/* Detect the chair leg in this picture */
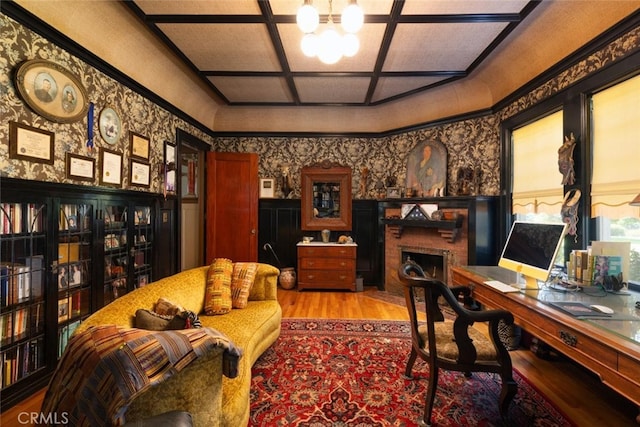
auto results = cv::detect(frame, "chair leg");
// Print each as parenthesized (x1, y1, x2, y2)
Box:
(420, 365, 438, 427)
(498, 374, 518, 419)
(404, 347, 418, 379)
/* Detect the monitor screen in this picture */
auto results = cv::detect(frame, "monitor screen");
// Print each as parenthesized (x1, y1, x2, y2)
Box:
(498, 221, 567, 288)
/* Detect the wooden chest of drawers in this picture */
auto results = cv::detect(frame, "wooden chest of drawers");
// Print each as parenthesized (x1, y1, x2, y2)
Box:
(297, 243, 357, 291)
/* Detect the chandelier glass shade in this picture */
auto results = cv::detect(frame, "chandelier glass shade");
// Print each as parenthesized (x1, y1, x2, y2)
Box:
(296, 0, 363, 64)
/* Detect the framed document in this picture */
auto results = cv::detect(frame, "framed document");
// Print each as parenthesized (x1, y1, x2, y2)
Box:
(66, 153, 95, 182)
(129, 131, 150, 160)
(260, 178, 275, 198)
(130, 159, 151, 187)
(9, 121, 55, 164)
(99, 148, 123, 187)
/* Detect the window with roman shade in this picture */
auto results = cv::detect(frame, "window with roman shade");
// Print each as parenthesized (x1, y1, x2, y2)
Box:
(591, 74, 640, 219)
(511, 110, 564, 215)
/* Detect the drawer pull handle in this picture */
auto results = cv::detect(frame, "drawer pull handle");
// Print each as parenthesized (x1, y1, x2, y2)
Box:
(559, 330, 577, 347)
(339, 275, 347, 280)
(340, 262, 346, 267)
(307, 275, 314, 279)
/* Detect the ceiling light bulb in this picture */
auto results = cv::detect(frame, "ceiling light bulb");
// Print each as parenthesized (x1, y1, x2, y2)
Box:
(301, 33, 319, 57)
(297, 2, 320, 34)
(317, 27, 343, 64)
(341, 1, 364, 33)
(342, 33, 359, 57)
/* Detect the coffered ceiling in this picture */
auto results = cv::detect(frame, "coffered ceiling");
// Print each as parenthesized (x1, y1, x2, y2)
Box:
(126, 0, 540, 107)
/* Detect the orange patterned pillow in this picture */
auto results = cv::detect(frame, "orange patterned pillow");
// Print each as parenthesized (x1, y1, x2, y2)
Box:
(204, 258, 233, 315)
(230, 262, 258, 309)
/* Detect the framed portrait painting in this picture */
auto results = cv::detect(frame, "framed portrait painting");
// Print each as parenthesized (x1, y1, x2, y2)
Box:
(14, 59, 89, 123)
(405, 140, 448, 197)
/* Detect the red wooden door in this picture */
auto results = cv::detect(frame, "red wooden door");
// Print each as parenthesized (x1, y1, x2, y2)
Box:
(206, 152, 258, 263)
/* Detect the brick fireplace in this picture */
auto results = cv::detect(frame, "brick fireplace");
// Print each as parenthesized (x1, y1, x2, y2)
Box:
(384, 206, 470, 297)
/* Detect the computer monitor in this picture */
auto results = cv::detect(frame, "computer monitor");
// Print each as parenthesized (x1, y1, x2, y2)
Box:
(498, 221, 568, 289)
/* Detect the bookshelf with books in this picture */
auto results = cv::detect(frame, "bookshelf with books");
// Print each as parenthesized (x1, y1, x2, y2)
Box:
(0, 197, 47, 403)
(0, 178, 163, 410)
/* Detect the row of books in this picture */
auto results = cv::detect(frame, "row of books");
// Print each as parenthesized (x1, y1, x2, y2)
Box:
(0, 203, 44, 235)
(58, 320, 81, 358)
(1, 304, 44, 346)
(1, 338, 44, 388)
(1, 257, 44, 307)
(568, 241, 629, 286)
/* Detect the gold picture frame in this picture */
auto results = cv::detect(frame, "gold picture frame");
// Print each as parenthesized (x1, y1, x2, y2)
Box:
(129, 131, 150, 160)
(14, 59, 89, 123)
(9, 121, 55, 165)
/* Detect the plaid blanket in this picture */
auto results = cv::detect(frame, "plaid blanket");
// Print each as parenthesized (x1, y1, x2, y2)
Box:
(41, 325, 241, 426)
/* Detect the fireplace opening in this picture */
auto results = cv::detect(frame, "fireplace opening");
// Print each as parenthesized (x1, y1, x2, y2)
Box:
(400, 246, 450, 282)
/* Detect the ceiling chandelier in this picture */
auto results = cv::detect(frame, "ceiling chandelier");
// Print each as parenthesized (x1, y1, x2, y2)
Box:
(296, 0, 364, 65)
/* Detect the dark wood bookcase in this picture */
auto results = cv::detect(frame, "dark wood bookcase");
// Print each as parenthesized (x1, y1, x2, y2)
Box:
(0, 178, 164, 409)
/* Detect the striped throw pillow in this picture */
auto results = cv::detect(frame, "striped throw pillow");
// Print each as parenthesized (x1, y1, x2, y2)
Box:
(204, 258, 233, 315)
(230, 262, 258, 309)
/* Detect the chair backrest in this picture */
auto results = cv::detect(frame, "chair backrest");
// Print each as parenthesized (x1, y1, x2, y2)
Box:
(398, 260, 447, 359)
(398, 260, 483, 365)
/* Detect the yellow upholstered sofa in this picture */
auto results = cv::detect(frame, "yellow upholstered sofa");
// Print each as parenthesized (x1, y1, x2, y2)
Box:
(73, 263, 282, 427)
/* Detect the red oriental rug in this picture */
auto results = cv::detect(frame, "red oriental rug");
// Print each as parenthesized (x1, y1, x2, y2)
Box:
(249, 319, 574, 427)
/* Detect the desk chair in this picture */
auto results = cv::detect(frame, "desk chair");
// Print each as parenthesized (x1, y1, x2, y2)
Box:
(398, 261, 518, 426)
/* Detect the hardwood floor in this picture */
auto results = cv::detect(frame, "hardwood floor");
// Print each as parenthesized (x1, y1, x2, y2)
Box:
(2, 287, 638, 426)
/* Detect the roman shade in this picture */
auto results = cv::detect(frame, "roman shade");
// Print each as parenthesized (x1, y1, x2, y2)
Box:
(591, 74, 640, 219)
(511, 110, 564, 215)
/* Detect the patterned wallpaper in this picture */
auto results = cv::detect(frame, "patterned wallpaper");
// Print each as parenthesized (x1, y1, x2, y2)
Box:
(1, 13, 638, 199)
(0, 14, 214, 194)
(218, 22, 639, 199)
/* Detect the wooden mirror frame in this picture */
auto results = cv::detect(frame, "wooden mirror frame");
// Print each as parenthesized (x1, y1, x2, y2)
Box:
(301, 162, 352, 231)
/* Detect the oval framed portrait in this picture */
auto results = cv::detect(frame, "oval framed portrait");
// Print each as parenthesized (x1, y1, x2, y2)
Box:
(14, 59, 88, 123)
(99, 107, 122, 145)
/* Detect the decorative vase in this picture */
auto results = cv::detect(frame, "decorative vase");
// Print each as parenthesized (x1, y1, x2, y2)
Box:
(279, 267, 296, 290)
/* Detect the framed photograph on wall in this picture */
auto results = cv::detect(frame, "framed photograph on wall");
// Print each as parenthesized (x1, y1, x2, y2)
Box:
(99, 107, 121, 146)
(129, 131, 150, 160)
(14, 59, 89, 123)
(181, 149, 199, 203)
(164, 141, 176, 195)
(260, 178, 275, 198)
(99, 148, 123, 187)
(66, 152, 95, 182)
(9, 121, 55, 165)
(130, 159, 151, 187)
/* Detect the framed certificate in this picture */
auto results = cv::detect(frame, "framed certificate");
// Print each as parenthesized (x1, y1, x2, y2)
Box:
(130, 159, 151, 187)
(9, 121, 55, 165)
(99, 148, 123, 187)
(66, 153, 95, 182)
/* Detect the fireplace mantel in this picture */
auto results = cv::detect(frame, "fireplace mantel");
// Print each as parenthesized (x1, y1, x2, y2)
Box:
(381, 216, 463, 242)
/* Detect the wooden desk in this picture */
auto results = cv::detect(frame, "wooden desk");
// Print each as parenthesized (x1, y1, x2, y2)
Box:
(452, 265, 640, 422)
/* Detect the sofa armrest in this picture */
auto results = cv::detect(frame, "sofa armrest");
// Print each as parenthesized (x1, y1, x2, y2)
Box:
(248, 263, 280, 301)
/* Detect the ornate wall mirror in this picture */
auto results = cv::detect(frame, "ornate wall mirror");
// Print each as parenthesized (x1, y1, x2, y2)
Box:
(301, 162, 352, 231)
